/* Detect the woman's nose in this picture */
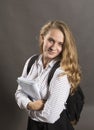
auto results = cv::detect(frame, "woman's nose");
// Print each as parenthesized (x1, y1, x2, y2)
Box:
(51, 43, 57, 50)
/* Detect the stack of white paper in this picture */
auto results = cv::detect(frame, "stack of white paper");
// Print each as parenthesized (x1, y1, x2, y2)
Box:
(17, 77, 41, 100)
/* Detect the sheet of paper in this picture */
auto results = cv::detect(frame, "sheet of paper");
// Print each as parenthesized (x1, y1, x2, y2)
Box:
(17, 77, 41, 100)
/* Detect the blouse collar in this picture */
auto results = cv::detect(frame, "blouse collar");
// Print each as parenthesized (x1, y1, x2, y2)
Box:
(37, 54, 58, 68)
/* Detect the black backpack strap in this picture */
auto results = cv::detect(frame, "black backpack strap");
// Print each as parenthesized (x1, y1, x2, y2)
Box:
(27, 54, 39, 74)
(47, 61, 60, 86)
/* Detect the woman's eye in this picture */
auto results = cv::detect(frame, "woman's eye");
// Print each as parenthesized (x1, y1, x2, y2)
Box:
(58, 42, 63, 46)
(48, 38, 54, 43)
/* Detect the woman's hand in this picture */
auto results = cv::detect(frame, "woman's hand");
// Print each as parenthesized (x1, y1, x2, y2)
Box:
(27, 100, 45, 111)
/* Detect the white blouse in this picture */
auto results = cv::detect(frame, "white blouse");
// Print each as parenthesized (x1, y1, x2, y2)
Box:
(15, 55, 71, 123)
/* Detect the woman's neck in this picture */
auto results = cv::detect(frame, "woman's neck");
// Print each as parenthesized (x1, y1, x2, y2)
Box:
(42, 56, 51, 68)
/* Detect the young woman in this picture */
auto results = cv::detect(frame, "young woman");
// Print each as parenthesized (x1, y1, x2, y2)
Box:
(15, 20, 81, 130)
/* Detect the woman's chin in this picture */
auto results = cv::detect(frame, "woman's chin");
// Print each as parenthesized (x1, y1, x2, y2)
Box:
(47, 54, 57, 59)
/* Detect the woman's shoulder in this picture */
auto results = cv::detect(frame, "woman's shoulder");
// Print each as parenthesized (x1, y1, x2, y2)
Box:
(55, 66, 65, 74)
(23, 54, 38, 68)
(51, 66, 66, 80)
(27, 54, 40, 62)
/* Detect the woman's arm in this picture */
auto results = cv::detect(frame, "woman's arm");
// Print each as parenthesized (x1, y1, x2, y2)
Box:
(27, 100, 45, 111)
(15, 56, 45, 111)
(15, 84, 45, 110)
(33, 69, 71, 123)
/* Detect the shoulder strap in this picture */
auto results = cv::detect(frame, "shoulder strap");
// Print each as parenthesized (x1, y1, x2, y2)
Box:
(27, 54, 39, 74)
(27, 55, 60, 85)
(47, 61, 60, 86)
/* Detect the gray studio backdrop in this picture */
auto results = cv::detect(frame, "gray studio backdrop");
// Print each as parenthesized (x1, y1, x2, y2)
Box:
(0, 0, 94, 130)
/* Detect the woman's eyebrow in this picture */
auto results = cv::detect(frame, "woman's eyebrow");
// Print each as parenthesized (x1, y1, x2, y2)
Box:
(59, 41, 64, 44)
(48, 37, 55, 42)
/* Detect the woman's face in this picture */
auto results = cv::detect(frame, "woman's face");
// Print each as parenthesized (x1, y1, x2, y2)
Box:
(42, 28, 64, 63)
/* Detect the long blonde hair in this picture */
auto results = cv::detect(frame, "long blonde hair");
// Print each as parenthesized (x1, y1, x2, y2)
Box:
(39, 20, 81, 94)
